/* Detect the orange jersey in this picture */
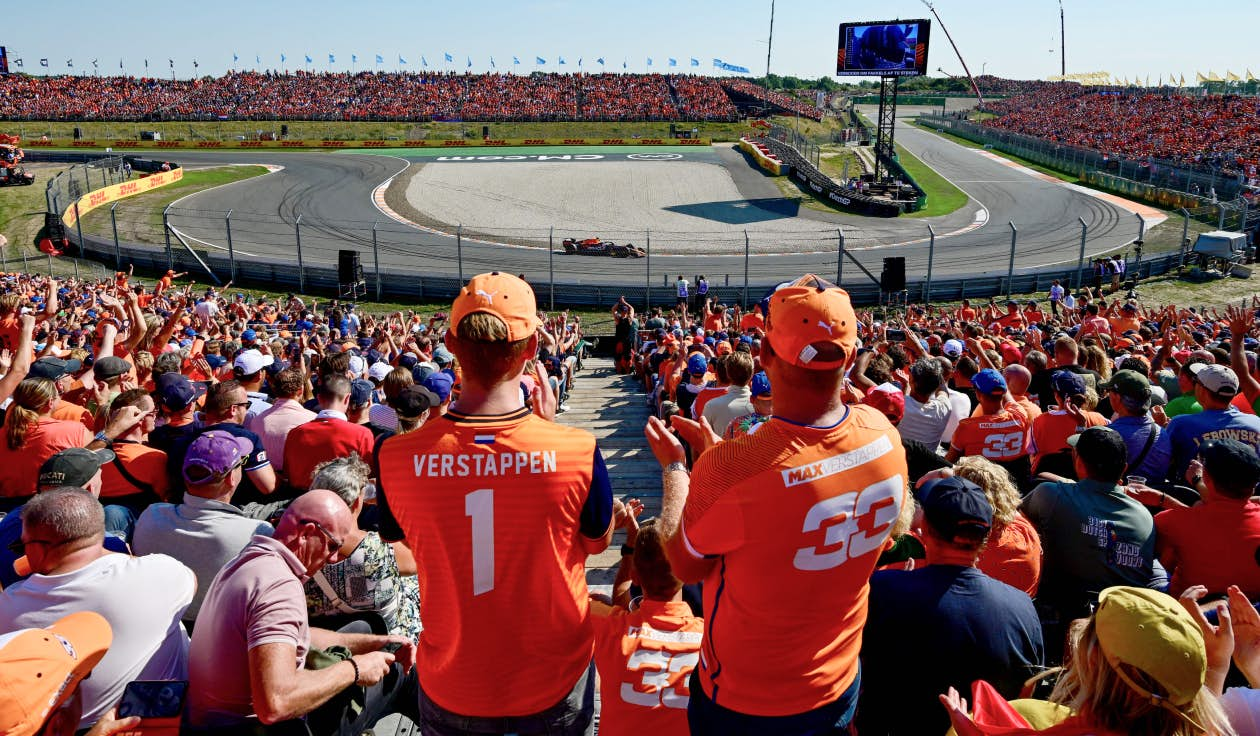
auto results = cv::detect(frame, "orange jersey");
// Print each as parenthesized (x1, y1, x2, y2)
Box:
(672, 405, 908, 716)
(1029, 409, 1107, 465)
(950, 408, 1031, 462)
(0, 316, 21, 353)
(376, 406, 613, 717)
(592, 599, 703, 736)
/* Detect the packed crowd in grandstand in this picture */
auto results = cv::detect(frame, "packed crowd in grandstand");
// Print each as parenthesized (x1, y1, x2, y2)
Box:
(4, 259, 1260, 735)
(0, 71, 745, 123)
(983, 85, 1260, 180)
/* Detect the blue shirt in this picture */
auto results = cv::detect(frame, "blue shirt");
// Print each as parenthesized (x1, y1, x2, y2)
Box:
(1155, 407, 1260, 483)
(1108, 414, 1170, 481)
(859, 565, 1044, 735)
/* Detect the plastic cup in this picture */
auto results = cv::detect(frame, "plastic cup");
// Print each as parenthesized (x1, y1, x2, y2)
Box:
(1126, 475, 1146, 489)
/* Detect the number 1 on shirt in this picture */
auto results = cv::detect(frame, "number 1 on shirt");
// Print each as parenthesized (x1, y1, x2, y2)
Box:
(465, 488, 495, 595)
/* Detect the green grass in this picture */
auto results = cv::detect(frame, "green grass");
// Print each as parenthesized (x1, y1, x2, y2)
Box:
(9, 115, 845, 146)
(893, 143, 969, 218)
(0, 163, 66, 260)
(80, 165, 269, 244)
(816, 145, 864, 182)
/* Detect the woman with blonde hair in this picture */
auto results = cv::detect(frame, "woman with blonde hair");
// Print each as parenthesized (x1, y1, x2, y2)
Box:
(1080, 343, 1112, 383)
(942, 586, 1236, 736)
(951, 456, 1042, 596)
(0, 377, 93, 508)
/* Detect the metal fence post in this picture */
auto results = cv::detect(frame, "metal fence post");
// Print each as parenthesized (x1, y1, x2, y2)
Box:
(22, 251, 28, 274)
(73, 259, 79, 281)
(1006, 222, 1017, 300)
(925, 224, 936, 303)
(1135, 212, 1146, 243)
(644, 229, 651, 313)
(73, 202, 85, 258)
(162, 204, 174, 270)
(836, 229, 844, 285)
(294, 215, 305, 294)
(372, 221, 381, 301)
(1218, 204, 1226, 231)
(110, 202, 120, 268)
(456, 225, 463, 284)
(743, 230, 750, 308)
(225, 210, 236, 283)
(548, 226, 554, 311)
(1075, 217, 1088, 290)
(1180, 208, 1191, 265)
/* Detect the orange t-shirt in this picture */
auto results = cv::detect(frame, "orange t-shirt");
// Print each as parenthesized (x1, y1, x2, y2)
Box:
(976, 512, 1042, 596)
(957, 307, 977, 322)
(673, 406, 908, 716)
(0, 315, 21, 353)
(377, 407, 611, 717)
(0, 418, 92, 497)
(951, 409, 1030, 462)
(690, 385, 727, 419)
(739, 313, 763, 332)
(51, 401, 94, 432)
(1029, 409, 1107, 468)
(592, 599, 703, 736)
(99, 441, 171, 500)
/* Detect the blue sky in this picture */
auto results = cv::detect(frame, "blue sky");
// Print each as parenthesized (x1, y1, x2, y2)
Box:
(7, 1, 1257, 83)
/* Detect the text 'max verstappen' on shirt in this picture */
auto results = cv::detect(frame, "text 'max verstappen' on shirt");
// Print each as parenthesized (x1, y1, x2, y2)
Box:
(375, 405, 613, 717)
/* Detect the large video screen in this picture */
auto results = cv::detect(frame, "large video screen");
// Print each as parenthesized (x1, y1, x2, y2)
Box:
(836, 20, 930, 77)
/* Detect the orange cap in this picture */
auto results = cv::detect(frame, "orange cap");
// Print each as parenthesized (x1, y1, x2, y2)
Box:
(716, 341, 733, 355)
(765, 274, 858, 370)
(451, 272, 541, 341)
(0, 611, 112, 736)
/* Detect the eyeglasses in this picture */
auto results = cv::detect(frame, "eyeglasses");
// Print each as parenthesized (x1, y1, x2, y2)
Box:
(232, 401, 251, 410)
(299, 519, 343, 555)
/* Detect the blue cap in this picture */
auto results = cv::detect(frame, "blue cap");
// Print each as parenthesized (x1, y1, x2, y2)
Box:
(739, 335, 753, 345)
(916, 476, 993, 541)
(751, 371, 772, 398)
(349, 379, 374, 407)
(1050, 369, 1087, 398)
(184, 327, 198, 337)
(703, 337, 715, 347)
(971, 368, 1008, 396)
(357, 337, 374, 349)
(433, 346, 455, 366)
(241, 329, 257, 342)
(399, 353, 419, 370)
(687, 353, 708, 375)
(417, 371, 454, 404)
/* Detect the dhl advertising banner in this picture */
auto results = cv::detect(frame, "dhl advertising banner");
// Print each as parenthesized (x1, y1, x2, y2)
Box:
(62, 168, 183, 228)
(27, 137, 711, 150)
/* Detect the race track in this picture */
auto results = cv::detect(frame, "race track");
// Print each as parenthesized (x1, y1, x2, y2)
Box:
(154, 108, 1144, 291)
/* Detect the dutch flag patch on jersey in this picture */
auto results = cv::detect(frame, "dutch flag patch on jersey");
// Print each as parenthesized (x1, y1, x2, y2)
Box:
(474, 434, 495, 445)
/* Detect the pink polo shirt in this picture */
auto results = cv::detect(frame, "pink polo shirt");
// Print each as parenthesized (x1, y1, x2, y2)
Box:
(245, 398, 316, 472)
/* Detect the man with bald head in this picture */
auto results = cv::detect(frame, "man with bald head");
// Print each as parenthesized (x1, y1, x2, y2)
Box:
(1003, 364, 1043, 424)
(188, 490, 416, 734)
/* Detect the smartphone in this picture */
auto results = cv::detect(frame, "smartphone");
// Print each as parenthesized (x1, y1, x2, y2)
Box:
(887, 329, 907, 342)
(117, 680, 187, 720)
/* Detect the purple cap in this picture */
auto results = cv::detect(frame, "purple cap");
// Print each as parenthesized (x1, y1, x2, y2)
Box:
(157, 372, 207, 411)
(183, 430, 253, 485)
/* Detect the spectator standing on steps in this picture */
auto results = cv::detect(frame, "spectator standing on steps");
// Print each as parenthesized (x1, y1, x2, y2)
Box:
(675, 275, 689, 311)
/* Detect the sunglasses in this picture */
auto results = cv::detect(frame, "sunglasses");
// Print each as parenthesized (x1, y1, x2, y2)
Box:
(7, 537, 66, 557)
(300, 519, 344, 555)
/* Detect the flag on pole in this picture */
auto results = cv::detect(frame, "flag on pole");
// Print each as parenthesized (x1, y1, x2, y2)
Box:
(352, 54, 358, 64)
(40, 59, 48, 67)
(169, 59, 174, 68)
(467, 56, 472, 68)
(444, 52, 453, 62)
(490, 57, 496, 69)
(233, 53, 239, 63)
(1227, 70, 1241, 81)
(578, 58, 582, 67)
(1178, 74, 1185, 86)
(13, 58, 21, 67)
(420, 56, 426, 67)
(536, 56, 546, 64)
(513, 56, 520, 65)
(1207, 70, 1222, 81)
(623, 59, 627, 69)
(669, 58, 677, 67)
(144, 59, 148, 69)
(1248, 69, 1256, 82)
(256, 55, 261, 64)
(691, 58, 699, 67)
(401, 56, 409, 65)
(597, 57, 605, 66)
(647, 57, 652, 66)
(119, 59, 123, 70)
(192, 60, 198, 69)
(328, 53, 334, 64)
(67, 59, 73, 68)
(92, 59, 98, 68)
(305, 55, 313, 64)
(280, 54, 286, 63)
(559, 57, 566, 65)
(376, 54, 383, 64)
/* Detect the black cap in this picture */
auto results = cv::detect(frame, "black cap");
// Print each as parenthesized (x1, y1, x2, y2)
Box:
(92, 356, 131, 381)
(388, 385, 432, 419)
(28, 357, 82, 381)
(917, 476, 992, 543)
(1067, 426, 1127, 463)
(38, 447, 115, 489)
(1200, 439, 1260, 491)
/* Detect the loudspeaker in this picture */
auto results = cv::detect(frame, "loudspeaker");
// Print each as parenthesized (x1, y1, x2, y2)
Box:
(73, 127, 82, 140)
(482, 125, 490, 139)
(280, 124, 289, 138)
(669, 123, 677, 138)
(338, 250, 363, 284)
(881, 257, 906, 292)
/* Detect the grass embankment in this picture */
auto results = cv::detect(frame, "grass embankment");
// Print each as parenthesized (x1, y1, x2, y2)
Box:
(0, 163, 66, 260)
(9, 115, 843, 145)
(893, 143, 969, 219)
(79, 165, 269, 244)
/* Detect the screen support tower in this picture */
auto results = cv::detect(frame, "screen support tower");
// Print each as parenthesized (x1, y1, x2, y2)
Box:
(873, 75, 900, 181)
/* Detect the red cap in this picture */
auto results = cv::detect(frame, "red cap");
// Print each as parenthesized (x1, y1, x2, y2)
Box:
(764, 275, 858, 370)
(863, 384, 905, 424)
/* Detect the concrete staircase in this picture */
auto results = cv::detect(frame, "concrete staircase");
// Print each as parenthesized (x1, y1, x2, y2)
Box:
(554, 356, 663, 587)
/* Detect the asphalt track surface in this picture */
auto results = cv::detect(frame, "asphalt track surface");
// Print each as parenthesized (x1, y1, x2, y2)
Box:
(159, 108, 1140, 289)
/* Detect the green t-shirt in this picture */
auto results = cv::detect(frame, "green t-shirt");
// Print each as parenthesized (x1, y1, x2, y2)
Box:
(1164, 394, 1202, 418)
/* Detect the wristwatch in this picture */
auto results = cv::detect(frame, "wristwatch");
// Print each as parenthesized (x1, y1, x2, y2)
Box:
(663, 461, 688, 474)
(620, 544, 635, 556)
(93, 431, 113, 447)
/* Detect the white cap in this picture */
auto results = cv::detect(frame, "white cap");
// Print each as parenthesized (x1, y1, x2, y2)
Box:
(943, 339, 965, 357)
(347, 355, 367, 377)
(1189, 363, 1240, 396)
(368, 362, 392, 382)
(233, 349, 274, 375)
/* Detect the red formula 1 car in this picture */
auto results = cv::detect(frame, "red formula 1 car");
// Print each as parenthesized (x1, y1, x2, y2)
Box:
(561, 237, 646, 258)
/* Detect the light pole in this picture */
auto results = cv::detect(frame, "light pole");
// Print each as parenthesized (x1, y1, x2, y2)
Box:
(765, 0, 775, 80)
(1059, 0, 1066, 77)
(982, 61, 988, 76)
